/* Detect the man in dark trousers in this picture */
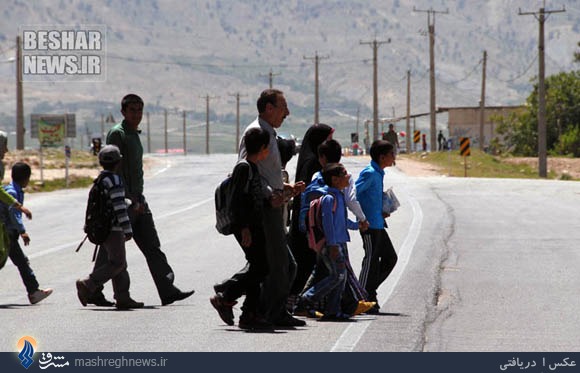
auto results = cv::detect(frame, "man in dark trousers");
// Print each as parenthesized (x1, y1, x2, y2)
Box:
(89, 94, 194, 307)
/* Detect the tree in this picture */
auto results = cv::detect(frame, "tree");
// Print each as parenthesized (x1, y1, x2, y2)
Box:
(575, 41, 580, 63)
(495, 71, 580, 156)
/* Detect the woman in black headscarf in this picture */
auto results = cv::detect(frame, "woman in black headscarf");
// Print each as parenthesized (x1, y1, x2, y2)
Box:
(287, 123, 334, 307)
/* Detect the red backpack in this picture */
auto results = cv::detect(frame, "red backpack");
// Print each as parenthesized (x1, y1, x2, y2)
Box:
(306, 192, 337, 253)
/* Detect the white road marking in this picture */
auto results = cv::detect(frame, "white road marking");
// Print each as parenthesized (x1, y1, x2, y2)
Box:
(330, 195, 423, 352)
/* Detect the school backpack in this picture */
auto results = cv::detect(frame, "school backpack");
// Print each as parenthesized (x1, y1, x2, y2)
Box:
(305, 192, 336, 253)
(84, 174, 113, 245)
(215, 160, 251, 236)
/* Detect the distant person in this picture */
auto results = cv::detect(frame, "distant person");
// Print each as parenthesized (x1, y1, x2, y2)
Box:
(235, 89, 306, 327)
(422, 133, 427, 152)
(0, 162, 52, 304)
(0, 130, 8, 181)
(89, 94, 194, 307)
(76, 145, 143, 310)
(384, 124, 400, 154)
(355, 140, 398, 314)
(287, 123, 334, 309)
(438, 130, 445, 151)
(210, 127, 272, 330)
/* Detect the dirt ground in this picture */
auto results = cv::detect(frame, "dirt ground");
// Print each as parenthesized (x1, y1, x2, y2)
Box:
(501, 157, 580, 179)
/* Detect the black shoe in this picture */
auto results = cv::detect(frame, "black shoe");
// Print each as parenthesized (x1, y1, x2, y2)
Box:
(239, 313, 273, 331)
(75, 280, 91, 307)
(161, 289, 195, 306)
(273, 315, 307, 327)
(365, 304, 380, 314)
(87, 292, 115, 307)
(213, 283, 225, 294)
(318, 312, 352, 322)
(209, 293, 236, 326)
(116, 298, 145, 310)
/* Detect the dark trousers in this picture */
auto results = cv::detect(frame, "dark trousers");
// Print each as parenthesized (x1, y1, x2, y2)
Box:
(259, 205, 296, 322)
(221, 226, 268, 315)
(93, 203, 179, 301)
(359, 228, 398, 302)
(87, 231, 131, 301)
(288, 230, 316, 296)
(8, 230, 38, 294)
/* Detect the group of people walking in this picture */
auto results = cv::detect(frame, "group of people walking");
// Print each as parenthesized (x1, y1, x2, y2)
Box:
(210, 89, 399, 330)
(1, 90, 398, 333)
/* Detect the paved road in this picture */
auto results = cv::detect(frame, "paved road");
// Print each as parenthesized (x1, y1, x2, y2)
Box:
(0, 154, 578, 352)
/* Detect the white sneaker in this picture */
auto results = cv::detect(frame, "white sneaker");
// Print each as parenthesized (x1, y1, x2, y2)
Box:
(28, 288, 53, 304)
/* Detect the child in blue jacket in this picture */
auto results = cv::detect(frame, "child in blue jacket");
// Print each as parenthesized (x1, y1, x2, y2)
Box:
(299, 163, 359, 321)
(355, 140, 398, 314)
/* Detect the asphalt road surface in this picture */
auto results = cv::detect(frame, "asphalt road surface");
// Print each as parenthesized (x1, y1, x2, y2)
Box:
(1, 154, 579, 352)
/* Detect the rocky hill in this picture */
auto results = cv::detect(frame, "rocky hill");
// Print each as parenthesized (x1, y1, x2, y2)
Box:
(0, 0, 578, 152)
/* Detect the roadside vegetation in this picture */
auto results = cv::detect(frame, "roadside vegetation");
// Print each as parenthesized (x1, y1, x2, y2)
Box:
(5, 148, 98, 193)
(398, 150, 577, 181)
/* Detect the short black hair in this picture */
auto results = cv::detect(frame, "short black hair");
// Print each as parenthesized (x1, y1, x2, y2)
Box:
(121, 94, 144, 110)
(370, 140, 393, 162)
(11, 162, 31, 184)
(244, 127, 270, 155)
(256, 89, 283, 114)
(321, 163, 346, 188)
(318, 139, 342, 163)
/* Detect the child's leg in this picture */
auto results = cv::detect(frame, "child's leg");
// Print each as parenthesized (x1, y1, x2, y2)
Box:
(238, 226, 268, 315)
(322, 245, 347, 316)
(85, 231, 126, 292)
(8, 231, 39, 294)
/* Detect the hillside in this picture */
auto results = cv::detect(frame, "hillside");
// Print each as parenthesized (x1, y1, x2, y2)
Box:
(0, 0, 578, 152)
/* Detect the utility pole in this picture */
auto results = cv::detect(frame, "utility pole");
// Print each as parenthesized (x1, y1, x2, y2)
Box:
(146, 112, 151, 153)
(229, 92, 247, 153)
(356, 106, 360, 141)
(164, 109, 168, 154)
(406, 70, 411, 154)
(201, 95, 219, 155)
(260, 68, 280, 89)
(414, 7, 448, 152)
(16, 36, 24, 150)
(479, 50, 487, 151)
(304, 51, 329, 124)
(360, 38, 390, 141)
(519, 2, 565, 178)
(182, 110, 187, 155)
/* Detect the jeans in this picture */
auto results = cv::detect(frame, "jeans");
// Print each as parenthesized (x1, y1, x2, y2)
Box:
(302, 244, 347, 316)
(8, 230, 38, 294)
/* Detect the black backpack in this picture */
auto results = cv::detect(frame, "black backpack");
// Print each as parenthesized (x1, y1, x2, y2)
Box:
(214, 160, 251, 235)
(76, 174, 113, 257)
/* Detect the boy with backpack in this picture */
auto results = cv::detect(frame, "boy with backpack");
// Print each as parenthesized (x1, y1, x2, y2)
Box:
(0, 162, 52, 304)
(297, 163, 359, 321)
(76, 145, 143, 310)
(210, 127, 273, 330)
(355, 140, 398, 314)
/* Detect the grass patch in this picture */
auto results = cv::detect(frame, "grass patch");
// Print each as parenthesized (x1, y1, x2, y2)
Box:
(29, 176, 94, 193)
(398, 150, 561, 179)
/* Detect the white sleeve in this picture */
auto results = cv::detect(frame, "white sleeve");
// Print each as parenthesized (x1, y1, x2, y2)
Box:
(344, 176, 366, 222)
